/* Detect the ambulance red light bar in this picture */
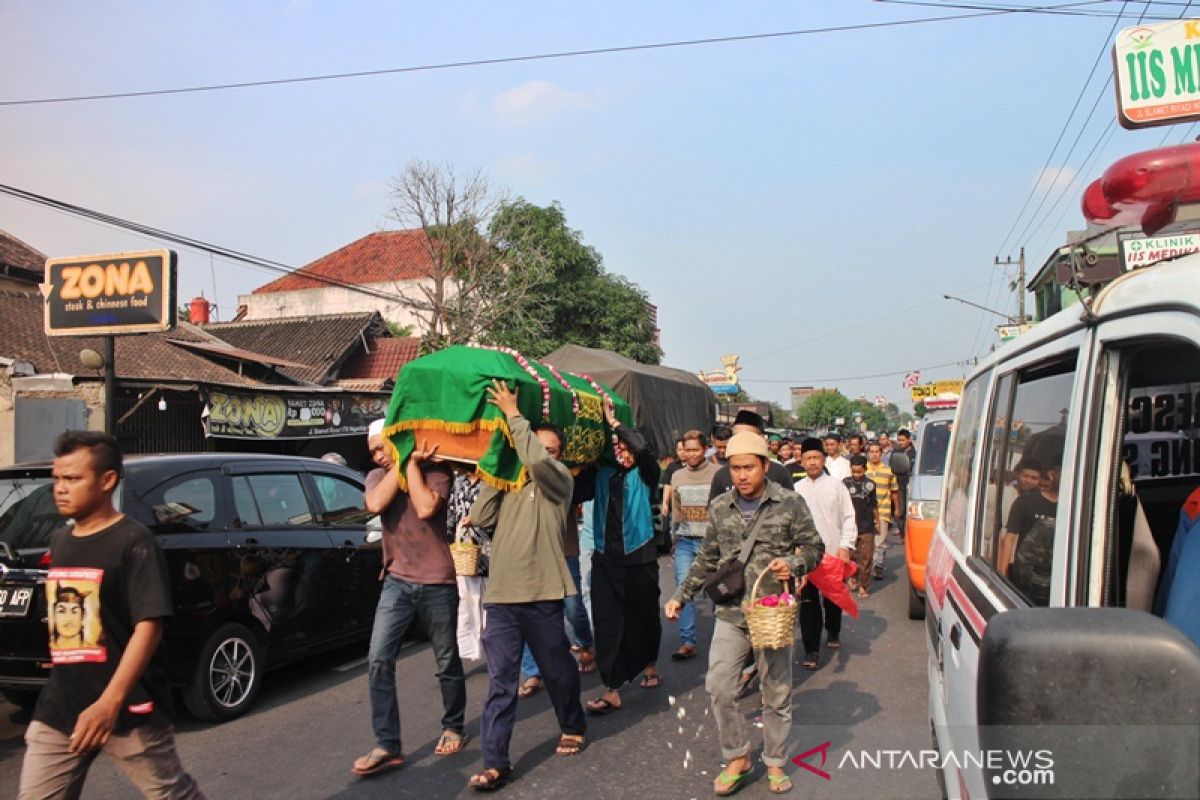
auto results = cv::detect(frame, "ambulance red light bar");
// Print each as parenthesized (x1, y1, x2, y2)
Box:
(1081, 142, 1200, 235)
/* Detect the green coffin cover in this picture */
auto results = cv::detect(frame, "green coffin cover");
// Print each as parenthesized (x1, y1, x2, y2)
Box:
(382, 345, 633, 491)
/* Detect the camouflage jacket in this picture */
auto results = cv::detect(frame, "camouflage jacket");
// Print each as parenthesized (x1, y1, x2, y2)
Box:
(673, 480, 825, 627)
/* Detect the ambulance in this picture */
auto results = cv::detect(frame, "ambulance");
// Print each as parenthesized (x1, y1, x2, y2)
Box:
(925, 250, 1200, 798)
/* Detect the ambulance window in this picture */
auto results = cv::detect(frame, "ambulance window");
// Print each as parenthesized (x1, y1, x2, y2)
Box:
(977, 372, 1016, 564)
(941, 374, 988, 550)
(1103, 339, 1200, 617)
(980, 358, 1076, 606)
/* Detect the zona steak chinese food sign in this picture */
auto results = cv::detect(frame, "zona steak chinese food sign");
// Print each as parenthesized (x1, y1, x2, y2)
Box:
(43, 250, 177, 336)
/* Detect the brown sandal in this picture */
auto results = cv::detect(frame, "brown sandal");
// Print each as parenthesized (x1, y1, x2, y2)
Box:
(351, 749, 405, 776)
(469, 767, 513, 791)
(556, 734, 587, 756)
(434, 730, 470, 756)
(517, 677, 542, 699)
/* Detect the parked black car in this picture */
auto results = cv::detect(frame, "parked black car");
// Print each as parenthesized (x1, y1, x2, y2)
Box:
(0, 453, 383, 721)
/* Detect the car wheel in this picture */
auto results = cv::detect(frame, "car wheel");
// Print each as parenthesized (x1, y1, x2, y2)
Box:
(908, 579, 926, 620)
(183, 622, 264, 722)
(1, 688, 40, 713)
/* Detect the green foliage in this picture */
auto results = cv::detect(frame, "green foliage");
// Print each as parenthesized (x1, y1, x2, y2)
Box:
(486, 200, 662, 365)
(795, 390, 853, 429)
(383, 320, 414, 338)
(913, 401, 929, 419)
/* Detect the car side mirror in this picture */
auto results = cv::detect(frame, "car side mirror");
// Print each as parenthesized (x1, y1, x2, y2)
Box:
(977, 608, 1200, 798)
(889, 452, 911, 475)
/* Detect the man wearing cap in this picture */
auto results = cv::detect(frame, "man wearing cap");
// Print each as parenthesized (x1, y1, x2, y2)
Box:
(666, 432, 823, 796)
(793, 438, 857, 669)
(353, 419, 465, 777)
(708, 411, 794, 501)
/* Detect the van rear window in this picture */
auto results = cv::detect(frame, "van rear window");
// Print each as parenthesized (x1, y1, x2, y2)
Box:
(918, 422, 952, 476)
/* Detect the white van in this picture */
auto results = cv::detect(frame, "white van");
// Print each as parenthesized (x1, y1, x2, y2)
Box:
(925, 255, 1200, 798)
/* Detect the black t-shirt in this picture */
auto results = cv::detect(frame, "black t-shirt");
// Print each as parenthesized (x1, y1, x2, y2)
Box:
(34, 516, 175, 734)
(660, 460, 683, 488)
(708, 461, 795, 503)
(843, 476, 879, 535)
(1005, 492, 1057, 607)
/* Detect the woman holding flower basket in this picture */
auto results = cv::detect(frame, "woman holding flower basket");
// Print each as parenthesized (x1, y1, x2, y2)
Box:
(665, 432, 824, 796)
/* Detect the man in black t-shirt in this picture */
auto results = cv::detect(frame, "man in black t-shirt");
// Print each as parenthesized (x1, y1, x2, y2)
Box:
(1000, 461, 1060, 607)
(19, 431, 204, 800)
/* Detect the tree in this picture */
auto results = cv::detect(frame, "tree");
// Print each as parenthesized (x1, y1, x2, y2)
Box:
(387, 161, 551, 352)
(487, 200, 662, 364)
(795, 390, 854, 430)
(913, 401, 929, 419)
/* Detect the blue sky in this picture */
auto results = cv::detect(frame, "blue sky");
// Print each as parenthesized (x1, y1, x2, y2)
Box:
(1, 1, 1190, 409)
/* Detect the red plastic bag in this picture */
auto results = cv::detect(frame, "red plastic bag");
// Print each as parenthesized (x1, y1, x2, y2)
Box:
(806, 554, 859, 619)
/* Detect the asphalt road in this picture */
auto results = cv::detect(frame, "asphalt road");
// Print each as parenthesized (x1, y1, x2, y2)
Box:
(0, 537, 939, 799)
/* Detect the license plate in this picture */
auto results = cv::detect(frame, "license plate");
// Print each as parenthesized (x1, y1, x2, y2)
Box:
(0, 583, 35, 618)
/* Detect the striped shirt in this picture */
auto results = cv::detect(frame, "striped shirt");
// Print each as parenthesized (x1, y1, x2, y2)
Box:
(866, 461, 897, 523)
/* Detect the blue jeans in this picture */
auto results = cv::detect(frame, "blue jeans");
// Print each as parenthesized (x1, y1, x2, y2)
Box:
(367, 575, 465, 753)
(523, 558, 594, 680)
(674, 536, 702, 646)
(482, 602, 585, 770)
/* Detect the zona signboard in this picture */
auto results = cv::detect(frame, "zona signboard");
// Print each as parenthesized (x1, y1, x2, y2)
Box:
(1114, 20, 1200, 128)
(43, 249, 177, 336)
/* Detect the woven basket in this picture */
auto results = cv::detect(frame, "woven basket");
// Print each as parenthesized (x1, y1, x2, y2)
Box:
(744, 569, 797, 650)
(449, 521, 480, 577)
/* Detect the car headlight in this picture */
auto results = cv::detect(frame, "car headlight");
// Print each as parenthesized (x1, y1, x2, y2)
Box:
(908, 500, 940, 520)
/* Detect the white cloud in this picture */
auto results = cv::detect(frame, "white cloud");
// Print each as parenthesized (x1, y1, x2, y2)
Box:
(491, 80, 607, 126)
(1034, 165, 1076, 195)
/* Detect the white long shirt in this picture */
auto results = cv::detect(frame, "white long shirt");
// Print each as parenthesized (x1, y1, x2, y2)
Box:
(825, 455, 851, 483)
(795, 472, 858, 553)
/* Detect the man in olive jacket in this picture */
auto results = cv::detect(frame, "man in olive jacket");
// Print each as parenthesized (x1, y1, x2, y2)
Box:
(465, 381, 586, 791)
(666, 432, 824, 796)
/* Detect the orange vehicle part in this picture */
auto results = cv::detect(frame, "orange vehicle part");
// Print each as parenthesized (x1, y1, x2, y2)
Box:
(905, 517, 937, 594)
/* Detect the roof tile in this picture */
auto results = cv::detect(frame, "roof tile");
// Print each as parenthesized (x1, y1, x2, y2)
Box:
(201, 312, 382, 384)
(252, 230, 434, 293)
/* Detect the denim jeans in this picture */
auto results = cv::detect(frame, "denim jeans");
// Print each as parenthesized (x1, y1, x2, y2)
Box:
(482, 602, 585, 770)
(367, 575, 465, 753)
(674, 536, 702, 646)
(565, 556, 594, 649)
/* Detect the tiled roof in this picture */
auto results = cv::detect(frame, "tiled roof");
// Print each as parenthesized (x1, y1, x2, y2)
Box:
(252, 230, 434, 294)
(201, 312, 384, 385)
(338, 337, 420, 383)
(0, 290, 261, 386)
(0, 230, 46, 282)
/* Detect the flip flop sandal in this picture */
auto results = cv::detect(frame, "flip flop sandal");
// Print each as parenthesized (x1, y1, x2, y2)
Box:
(517, 679, 543, 699)
(827, 639, 841, 650)
(351, 749, 405, 776)
(435, 731, 470, 756)
(713, 768, 751, 796)
(639, 673, 662, 689)
(586, 697, 621, 715)
(556, 734, 587, 756)
(469, 767, 513, 792)
(767, 773, 793, 794)
(802, 653, 820, 670)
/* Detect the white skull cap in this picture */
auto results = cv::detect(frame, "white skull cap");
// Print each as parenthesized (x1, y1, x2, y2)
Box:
(368, 419, 385, 438)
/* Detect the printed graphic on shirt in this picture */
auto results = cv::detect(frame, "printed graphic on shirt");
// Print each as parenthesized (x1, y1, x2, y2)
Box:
(46, 567, 106, 664)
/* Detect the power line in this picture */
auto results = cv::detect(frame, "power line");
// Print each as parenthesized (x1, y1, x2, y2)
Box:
(878, 0, 1178, 18)
(993, 0, 1132, 257)
(1, 2, 1117, 108)
(742, 357, 975, 384)
(0, 183, 411, 305)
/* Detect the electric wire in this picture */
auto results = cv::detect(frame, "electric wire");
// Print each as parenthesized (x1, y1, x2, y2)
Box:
(0, 183, 411, 305)
(0, 2, 1123, 107)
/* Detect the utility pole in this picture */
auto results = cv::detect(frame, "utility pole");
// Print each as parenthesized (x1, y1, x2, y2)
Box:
(995, 247, 1027, 325)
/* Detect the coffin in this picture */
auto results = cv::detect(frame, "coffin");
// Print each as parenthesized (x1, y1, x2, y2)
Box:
(383, 345, 633, 490)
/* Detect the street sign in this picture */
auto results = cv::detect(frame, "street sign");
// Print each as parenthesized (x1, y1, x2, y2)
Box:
(911, 380, 963, 404)
(997, 324, 1034, 342)
(1113, 20, 1200, 129)
(43, 250, 177, 336)
(1119, 230, 1200, 270)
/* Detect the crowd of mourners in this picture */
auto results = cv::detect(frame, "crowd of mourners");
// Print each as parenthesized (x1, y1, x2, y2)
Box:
(354, 387, 917, 795)
(14, 392, 915, 798)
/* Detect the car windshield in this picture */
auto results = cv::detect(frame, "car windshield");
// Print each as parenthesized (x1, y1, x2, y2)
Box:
(918, 421, 952, 476)
(0, 477, 64, 550)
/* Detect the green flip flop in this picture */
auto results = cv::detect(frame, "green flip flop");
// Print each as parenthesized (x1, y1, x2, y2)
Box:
(767, 773, 793, 794)
(713, 767, 751, 796)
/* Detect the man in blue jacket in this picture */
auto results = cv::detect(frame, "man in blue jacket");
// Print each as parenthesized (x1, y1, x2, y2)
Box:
(577, 400, 661, 715)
